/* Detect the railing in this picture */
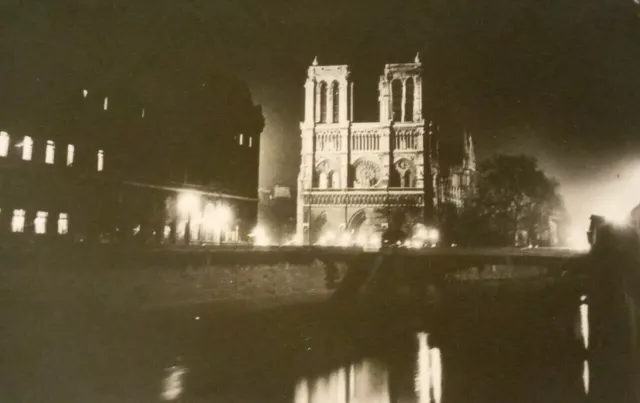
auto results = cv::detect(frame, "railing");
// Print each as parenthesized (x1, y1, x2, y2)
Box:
(393, 130, 418, 150)
(351, 129, 381, 151)
(316, 131, 342, 152)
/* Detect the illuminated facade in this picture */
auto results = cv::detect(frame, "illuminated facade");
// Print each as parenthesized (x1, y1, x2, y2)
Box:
(296, 55, 476, 244)
(0, 71, 263, 244)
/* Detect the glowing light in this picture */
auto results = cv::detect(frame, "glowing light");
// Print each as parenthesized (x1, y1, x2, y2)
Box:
(57, 213, 68, 235)
(415, 226, 429, 240)
(427, 229, 440, 243)
(0, 131, 8, 157)
(161, 364, 188, 401)
(369, 233, 382, 249)
(34, 211, 48, 234)
(355, 233, 368, 247)
(568, 227, 590, 251)
(411, 238, 424, 249)
(580, 296, 589, 349)
(251, 226, 270, 246)
(583, 360, 590, 394)
(103, 97, 108, 111)
(66, 144, 74, 166)
(45, 140, 55, 164)
(83, 89, 88, 98)
(11, 209, 25, 233)
(177, 193, 201, 217)
(339, 232, 352, 247)
(20, 136, 33, 161)
(415, 332, 443, 403)
(97, 149, 104, 171)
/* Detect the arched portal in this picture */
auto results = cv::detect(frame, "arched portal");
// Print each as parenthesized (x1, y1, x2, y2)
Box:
(348, 209, 378, 245)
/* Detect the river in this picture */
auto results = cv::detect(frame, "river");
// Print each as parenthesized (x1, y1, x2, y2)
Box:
(0, 281, 608, 403)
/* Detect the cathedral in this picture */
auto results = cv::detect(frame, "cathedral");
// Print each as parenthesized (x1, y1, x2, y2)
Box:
(296, 54, 476, 245)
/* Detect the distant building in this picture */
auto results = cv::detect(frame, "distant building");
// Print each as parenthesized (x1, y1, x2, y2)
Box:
(258, 184, 296, 244)
(0, 70, 264, 245)
(296, 55, 475, 244)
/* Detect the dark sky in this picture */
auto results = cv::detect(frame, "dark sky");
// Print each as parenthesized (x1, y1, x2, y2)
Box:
(1, 0, 640, 225)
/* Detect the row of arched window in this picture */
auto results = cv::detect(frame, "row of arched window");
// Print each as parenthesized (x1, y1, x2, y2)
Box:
(0, 131, 104, 171)
(317, 81, 340, 124)
(313, 168, 415, 189)
(391, 77, 415, 122)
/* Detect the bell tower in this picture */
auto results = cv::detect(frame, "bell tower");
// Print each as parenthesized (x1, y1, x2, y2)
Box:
(379, 53, 423, 123)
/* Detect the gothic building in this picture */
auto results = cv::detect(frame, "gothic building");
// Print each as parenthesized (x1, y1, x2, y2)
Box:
(296, 55, 476, 244)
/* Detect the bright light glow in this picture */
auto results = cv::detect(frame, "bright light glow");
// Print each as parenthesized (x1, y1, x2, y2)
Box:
(21, 136, 33, 161)
(0, 131, 8, 157)
(355, 233, 368, 247)
(35, 211, 48, 234)
(83, 89, 88, 98)
(580, 296, 589, 349)
(583, 360, 590, 395)
(415, 226, 429, 240)
(11, 209, 25, 233)
(239, 133, 244, 145)
(177, 192, 201, 217)
(163, 225, 171, 239)
(339, 232, 352, 247)
(57, 213, 68, 235)
(103, 97, 108, 111)
(427, 229, 440, 243)
(415, 332, 443, 403)
(369, 233, 382, 249)
(161, 365, 188, 401)
(251, 226, 270, 246)
(411, 238, 424, 249)
(249, 136, 253, 148)
(45, 140, 55, 164)
(568, 227, 590, 251)
(97, 149, 104, 171)
(66, 144, 74, 166)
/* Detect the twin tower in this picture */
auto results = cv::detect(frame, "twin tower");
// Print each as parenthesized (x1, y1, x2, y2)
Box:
(296, 54, 473, 244)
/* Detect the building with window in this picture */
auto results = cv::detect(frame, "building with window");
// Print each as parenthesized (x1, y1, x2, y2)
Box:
(296, 55, 476, 244)
(0, 68, 263, 245)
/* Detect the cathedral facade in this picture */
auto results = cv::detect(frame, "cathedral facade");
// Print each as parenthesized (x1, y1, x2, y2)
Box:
(296, 55, 475, 245)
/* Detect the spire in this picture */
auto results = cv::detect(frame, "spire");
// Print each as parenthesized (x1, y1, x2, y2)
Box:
(414, 52, 421, 65)
(463, 131, 476, 171)
(312, 56, 318, 66)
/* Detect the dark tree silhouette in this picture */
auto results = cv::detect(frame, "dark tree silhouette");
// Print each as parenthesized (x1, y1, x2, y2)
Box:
(456, 154, 565, 247)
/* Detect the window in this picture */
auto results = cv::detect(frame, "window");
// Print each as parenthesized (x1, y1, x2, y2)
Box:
(391, 79, 403, 122)
(11, 209, 25, 233)
(45, 140, 55, 164)
(35, 211, 48, 234)
(331, 81, 340, 123)
(405, 78, 414, 122)
(58, 213, 68, 235)
(249, 136, 253, 148)
(239, 134, 244, 145)
(21, 136, 33, 161)
(66, 144, 74, 166)
(103, 97, 108, 111)
(318, 81, 327, 123)
(97, 149, 104, 171)
(0, 131, 8, 157)
(319, 172, 328, 189)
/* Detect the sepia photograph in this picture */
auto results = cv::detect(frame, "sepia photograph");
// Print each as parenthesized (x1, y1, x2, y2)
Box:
(1, 0, 640, 402)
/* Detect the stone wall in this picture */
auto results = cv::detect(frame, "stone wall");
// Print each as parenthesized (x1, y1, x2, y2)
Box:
(0, 247, 348, 312)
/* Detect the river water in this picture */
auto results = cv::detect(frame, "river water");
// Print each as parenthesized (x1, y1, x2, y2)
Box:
(0, 281, 608, 403)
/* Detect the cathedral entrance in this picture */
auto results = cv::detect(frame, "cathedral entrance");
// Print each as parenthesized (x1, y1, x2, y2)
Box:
(348, 209, 385, 246)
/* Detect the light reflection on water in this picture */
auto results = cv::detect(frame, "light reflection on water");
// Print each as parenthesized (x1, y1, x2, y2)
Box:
(579, 295, 590, 395)
(161, 364, 188, 401)
(293, 332, 442, 403)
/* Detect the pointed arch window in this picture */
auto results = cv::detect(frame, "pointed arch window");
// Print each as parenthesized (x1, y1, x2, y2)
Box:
(405, 78, 414, 122)
(318, 81, 327, 123)
(403, 170, 412, 188)
(391, 79, 403, 121)
(331, 81, 340, 123)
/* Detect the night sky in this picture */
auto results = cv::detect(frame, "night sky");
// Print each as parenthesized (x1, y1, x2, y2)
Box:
(1, 0, 640, 226)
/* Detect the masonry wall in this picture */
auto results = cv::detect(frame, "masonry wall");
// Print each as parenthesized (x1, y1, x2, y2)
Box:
(0, 247, 346, 312)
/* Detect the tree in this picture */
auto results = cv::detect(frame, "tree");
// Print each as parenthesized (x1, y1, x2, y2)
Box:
(456, 154, 565, 247)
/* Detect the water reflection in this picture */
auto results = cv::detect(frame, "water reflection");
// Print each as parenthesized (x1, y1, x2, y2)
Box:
(161, 363, 188, 401)
(294, 332, 442, 403)
(415, 332, 442, 403)
(579, 295, 590, 395)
